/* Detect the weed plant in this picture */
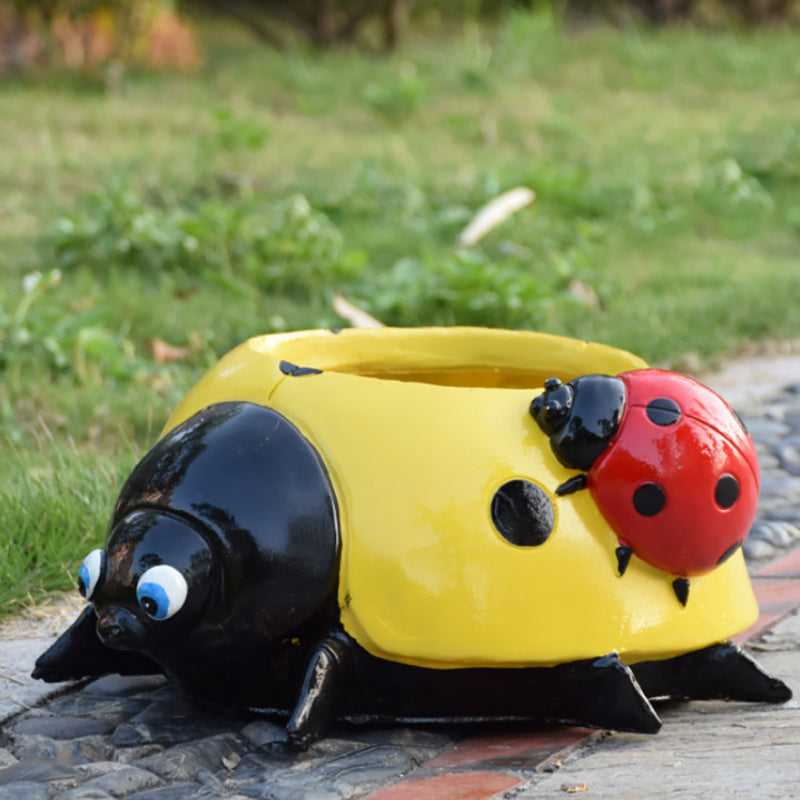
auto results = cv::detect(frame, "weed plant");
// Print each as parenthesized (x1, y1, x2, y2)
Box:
(2, 12, 800, 612)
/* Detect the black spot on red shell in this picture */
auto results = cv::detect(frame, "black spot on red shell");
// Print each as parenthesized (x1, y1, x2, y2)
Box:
(646, 398, 681, 426)
(715, 475, 740, 509)
(633, 483, 666, 517)
(491, 480, 554, 547)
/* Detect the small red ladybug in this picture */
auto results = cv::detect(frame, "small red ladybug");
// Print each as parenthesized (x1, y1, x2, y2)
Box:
(530, 369, 760, 606)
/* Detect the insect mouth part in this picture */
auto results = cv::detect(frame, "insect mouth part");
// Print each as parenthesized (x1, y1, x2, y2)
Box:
(96, 606, 149, 651)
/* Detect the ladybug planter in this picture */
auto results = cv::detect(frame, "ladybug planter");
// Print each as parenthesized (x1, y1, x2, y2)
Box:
(34, 328, 791, 746)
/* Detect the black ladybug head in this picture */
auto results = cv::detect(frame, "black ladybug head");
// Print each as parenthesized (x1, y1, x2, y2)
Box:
(530, 377, 574, 436)
(531, 374, 627, 471)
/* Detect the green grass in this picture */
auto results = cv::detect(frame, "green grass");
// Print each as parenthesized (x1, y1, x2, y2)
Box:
(0, 435, 135, 615)
(2, 11, 800, 614)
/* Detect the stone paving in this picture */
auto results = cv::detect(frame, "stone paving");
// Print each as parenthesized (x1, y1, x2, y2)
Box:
(1, 353, 800, 800)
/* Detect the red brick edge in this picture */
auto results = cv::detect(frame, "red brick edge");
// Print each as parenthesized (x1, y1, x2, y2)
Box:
(363, 546, 800, 800)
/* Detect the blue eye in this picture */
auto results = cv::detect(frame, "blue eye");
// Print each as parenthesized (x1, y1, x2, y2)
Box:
(78, 550, 105, 600)
(136, 565, 188, 620)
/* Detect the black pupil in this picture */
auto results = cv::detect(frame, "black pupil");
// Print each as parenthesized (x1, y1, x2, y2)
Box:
(715, 475, 740, 508)
(77, 577, 86, 597)
(141, 597, 158, 616)
(646, 398, 681, 426)
(633, 483, 666, 517)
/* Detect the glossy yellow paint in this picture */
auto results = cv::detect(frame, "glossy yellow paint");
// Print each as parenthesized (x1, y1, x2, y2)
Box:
(164, 327, 759, 669)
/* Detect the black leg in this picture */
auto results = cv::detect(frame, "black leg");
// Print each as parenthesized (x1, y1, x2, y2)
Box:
(573, 653, 662, 733)
(632, 642, 792, 703)
(287, 631, 356, 748)
(344, 649, 661, 735)
(556, 474, 589, 496)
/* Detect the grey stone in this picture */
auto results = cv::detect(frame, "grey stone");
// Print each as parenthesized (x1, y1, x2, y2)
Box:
(319, 744, 418, 790)
(225, 753, 272, 787)
(240, 721, 288, 748)
(12, 717, 115, 741)
(755, 453, 781, 470)
(333, 726, 452, 749)
(743, 537, 776, 560)
(112, 698, 245, 748)
(83, 676, 169, 698)
(776, 443, 800, 476)
(82, 766, 163, 797)
(52, 738, 114, 767)
(0, 750, 17, 769)
(750, 521, 799, 547)
(197, 766, 226, 793)
(0, 758, 77, 784)
(241, 777, 343, 800)
(57, 788, 115, 800)
(126, 784, 201, 800)
(111, 724, 164, 748)
(764, 507, 800, 524)
(133, 734, 243, 782)
(47, 694, 150, 721)
(743, 418, 790, 441)
(9, 735, 58, 762)
(112, 745, 164, 765)
(758, 475, 800, 501)
(0, 782, 52, 800)
(241, 744, 418, 800)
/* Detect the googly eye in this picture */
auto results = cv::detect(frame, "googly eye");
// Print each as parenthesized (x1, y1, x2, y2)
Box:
(136, 565, 188, 621)
(78, 549, 105, 601)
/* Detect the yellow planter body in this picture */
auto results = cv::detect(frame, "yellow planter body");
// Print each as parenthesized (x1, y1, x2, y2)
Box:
(163, 327, 758, 670)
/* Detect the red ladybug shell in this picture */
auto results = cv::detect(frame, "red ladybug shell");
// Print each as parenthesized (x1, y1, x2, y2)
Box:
(588, 369, 760, 577)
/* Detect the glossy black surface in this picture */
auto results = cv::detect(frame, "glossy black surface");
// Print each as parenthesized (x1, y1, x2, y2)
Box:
(555, 474, 588, 496)
(32, 606, 162, 682)
(632, 483, 667, 517)
(715, 475, 740, 508)
(36, 402, 340, 708)
(282, 632, 662, 742)
(280, 360, 323, 377)
(632, 642, 792, 703)
(616, 545, 634, 576)
(672, 577, 690, 607)
(645, 398, 682, 426)
(531, 375, 626, 471)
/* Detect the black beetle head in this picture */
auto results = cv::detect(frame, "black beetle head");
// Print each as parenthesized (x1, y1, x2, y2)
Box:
(78, 509, 215, 652)
(531, 374, 627, 471)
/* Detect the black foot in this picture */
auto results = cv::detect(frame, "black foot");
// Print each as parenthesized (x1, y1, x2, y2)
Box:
(576, 653, 662, 733)
(287, 632, 355, 749)
(556, 474, 589, 496)
(33, 606, 162, 683)
(633, 642, 792, 703)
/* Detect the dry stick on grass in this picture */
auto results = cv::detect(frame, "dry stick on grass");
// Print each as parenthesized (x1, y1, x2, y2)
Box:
(458, 187, 536, 247)
(333, 293, 385, 328)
